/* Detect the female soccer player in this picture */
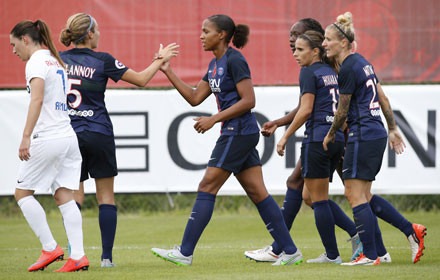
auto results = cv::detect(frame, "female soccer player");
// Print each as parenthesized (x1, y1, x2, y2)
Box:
(151, 14, 302, 266)
(245, 18, 362, 263)
(322, 11, 427, 265)
(10, 19, 88, 272)
(276, 30, 345, 264)
(59, 13, 179, 267)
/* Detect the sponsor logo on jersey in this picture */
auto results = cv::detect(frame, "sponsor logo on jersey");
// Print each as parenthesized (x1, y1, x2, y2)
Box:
(68, 109, 94, 117)
(208, 78, 221, 92)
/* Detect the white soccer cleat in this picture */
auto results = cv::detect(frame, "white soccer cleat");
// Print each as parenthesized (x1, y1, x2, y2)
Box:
(306, 253, 342, 264)
(379, 252, 392, 263)
(272, 250, 303, 266)
(151, 246, 193, 266)
(244, 245, 279, 262)
(341, 253, 380, 266)
(101, 258, 115, 268)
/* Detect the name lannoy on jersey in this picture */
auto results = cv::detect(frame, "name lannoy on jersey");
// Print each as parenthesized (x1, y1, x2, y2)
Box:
(65, 64, 96, 79)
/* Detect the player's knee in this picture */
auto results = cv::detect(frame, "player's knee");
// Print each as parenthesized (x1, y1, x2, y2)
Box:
(286, 175, 304, 190)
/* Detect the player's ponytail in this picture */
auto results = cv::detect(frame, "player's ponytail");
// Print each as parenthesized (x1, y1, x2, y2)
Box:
(10, 20, 64, 67)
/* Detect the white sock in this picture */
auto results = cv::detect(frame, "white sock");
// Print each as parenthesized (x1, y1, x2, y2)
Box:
(59, 200, 85, 259)
(17, 196, 57, 251)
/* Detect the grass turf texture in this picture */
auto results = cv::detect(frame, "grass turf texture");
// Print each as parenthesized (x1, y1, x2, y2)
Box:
(0, 208, 438, 279)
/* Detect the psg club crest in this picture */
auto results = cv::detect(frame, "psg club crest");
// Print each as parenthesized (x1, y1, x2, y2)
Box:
(115, 60, 126, 69)
(217, 67, 224, 76)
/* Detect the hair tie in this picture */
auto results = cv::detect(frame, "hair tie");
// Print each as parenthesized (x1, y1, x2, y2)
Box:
(333, 23, 353, 43)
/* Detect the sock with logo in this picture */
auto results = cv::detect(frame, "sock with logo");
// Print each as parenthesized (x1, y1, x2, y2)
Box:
(352, 203, 377, 260)
(257, 195, 297, 255)
(271, 187, 302, 254)
(313, 200, 339, 259)
(369, 195, 413, 237)
(180, 192, 216, 256)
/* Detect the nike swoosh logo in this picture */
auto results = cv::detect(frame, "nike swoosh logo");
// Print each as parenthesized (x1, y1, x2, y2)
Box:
(342, 169, 349, 173)
(17, 180, 24, 184)
(167, 253, 183, 260)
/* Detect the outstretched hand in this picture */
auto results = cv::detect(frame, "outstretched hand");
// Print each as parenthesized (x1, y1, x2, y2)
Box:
(154, 43, 180, 63)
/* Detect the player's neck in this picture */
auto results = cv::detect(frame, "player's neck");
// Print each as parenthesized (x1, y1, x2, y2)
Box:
(213, 45, 228, 60)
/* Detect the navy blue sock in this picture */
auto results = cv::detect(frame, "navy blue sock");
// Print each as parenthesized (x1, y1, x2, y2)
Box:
(271, 188, 302, 254)
(281, 188, 303, 230)
(257, 195, 297, 255)
(369, 195, 413, 237)
(99, 204, 117, 261)
(329, 200, 357, 237)
(313, 200, 339, 259)
(180, 192, 216, 256)
(372, 215, 387, 256)
(352, 203, 377, 260)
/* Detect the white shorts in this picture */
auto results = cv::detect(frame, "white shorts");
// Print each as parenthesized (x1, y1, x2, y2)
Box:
(16, 135, 81, 194)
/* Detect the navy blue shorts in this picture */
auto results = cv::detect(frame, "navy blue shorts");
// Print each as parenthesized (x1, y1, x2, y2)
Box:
(208, 133, 261, 175)
(76, 131, 118, 182)
(342, 137, 387, 181)
(301, 141, 344, 181)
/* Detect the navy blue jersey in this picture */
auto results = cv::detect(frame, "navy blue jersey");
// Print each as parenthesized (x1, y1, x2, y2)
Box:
(338, 53, 387, 142)
(202, 47, 259, 135)
(299, 62, 344, 143)
(60, 48, 129, 136)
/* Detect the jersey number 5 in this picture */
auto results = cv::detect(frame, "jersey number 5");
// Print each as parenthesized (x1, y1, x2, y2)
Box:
(67, 78, 82, 109)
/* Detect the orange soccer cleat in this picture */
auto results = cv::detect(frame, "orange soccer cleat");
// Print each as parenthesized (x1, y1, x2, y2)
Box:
(408, 223, 427, 264)
(55, 255, 89, 272)
(28, 245, 64, 272)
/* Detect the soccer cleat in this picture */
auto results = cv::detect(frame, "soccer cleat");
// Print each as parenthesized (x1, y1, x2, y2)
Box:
(408, 223, 427, 264)
(348, 233, 363, 261)
(101, 258, 115, 268)
(306, 253, 342, 264)
(379, 252, 392, 263)
(244, 245, 279, 262)
(55, 255, 89, 272)
(28, 245, 64, 272)
(272, 250, 303, 266)
(341, 253, 380, 266)
(151, 246, 193, 266)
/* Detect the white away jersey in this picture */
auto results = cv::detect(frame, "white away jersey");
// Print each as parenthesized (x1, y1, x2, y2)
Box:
(25, 50, 74, 140)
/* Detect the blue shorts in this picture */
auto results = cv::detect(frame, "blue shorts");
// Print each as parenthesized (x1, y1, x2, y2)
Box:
(76, 131, 118, 182)
(301, 141, 344, 181)
(208, 133, 261, 175)
(342, 137, 387, 181)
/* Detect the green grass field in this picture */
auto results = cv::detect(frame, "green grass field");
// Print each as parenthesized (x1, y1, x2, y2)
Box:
(0, 208, 438, 280)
